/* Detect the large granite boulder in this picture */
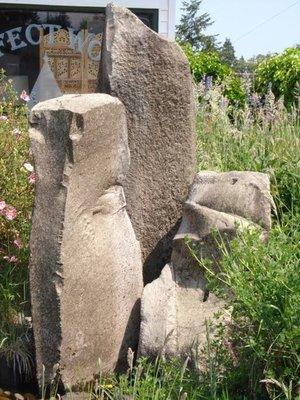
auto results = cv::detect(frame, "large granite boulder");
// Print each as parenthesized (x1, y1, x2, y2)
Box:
(100, 4, 197, 283)
(139, 171, 273, 357)
(29, 94, 143, 387)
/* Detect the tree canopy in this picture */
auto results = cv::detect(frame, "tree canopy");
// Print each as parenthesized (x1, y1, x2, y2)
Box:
(220, 38, 236, 68)
(176, 0, 218, 51)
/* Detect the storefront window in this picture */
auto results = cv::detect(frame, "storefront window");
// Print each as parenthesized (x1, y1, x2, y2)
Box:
(0, 8, 156, 106)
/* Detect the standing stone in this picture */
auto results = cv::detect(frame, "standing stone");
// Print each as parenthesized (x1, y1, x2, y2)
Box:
(29, 94, 143, 387)
(139, 171, 273, 357)
(100, 4, 197, 283)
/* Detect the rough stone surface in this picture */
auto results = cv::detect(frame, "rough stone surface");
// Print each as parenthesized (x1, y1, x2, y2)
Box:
(100, 4, 197, 283)
(188, 171, 272, 230)
(139, 171, 272, 357)
(29, 94, 143, 387)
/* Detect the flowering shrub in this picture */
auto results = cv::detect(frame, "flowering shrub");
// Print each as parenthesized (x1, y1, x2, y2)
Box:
(0, 70, 34, 375)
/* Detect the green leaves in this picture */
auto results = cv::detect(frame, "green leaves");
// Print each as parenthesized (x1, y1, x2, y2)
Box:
(176, 0, 218, 51)
(182, 44, 246, 107)
(255, 48, 300, 107)
(195, 219, 300, 399)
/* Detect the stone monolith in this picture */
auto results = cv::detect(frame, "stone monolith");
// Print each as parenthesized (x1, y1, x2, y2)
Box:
(29, 94, 143, 387)
(139, 171, 273, 357)
(100, 4, 197, 283)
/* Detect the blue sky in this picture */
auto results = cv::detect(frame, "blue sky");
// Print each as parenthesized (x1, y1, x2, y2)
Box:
(175, 0, 300, 59)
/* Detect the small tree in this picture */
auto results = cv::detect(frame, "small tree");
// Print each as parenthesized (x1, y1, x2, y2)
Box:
(235, 56, 248, 73)
(220, 38, 236, 68)
(176, 0, 218, 51)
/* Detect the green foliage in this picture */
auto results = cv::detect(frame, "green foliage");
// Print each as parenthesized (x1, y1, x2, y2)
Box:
(193, 84, 300, 399)
(182, 44, 229, 81)
(255, 48, 300, 107)
(201, 219, 300, 399)
(222, 74, 247, 107)
(182, 44, 246, 106)
(176, 0, 218, 51)
(88, 356, 234, 400)
(0, 70, 34, 376)
(86, 79, 300, 400)
(234, 53, 273, 73)
(220, 38, 236, 68)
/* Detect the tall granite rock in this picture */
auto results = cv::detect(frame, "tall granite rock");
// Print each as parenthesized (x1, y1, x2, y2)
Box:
(139, 171, 273, 357)
(29, 94, 143, 386)
(100, 4, 197, 283)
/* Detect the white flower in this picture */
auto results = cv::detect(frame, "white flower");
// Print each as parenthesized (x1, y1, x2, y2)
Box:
(23, 162, 34, 172)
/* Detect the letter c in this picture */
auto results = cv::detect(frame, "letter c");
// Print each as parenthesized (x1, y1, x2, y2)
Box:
(25, 24, 41, 45)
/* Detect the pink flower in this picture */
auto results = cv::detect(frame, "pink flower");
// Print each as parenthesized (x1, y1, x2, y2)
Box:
(0, 200, 6, 211)
(0, 115, 8, 121)
(20, 90, 30, 102)
(3, 255, 18, 263)
(13, 236, 23, 250)
(13, 128, 21, 139)
(28, 172, 37, 184)
(4, 205, 17, 221)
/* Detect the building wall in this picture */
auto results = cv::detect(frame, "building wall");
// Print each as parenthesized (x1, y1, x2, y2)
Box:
(0, 0, 176, 38)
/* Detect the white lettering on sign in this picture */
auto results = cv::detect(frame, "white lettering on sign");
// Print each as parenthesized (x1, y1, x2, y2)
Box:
(0, 24, 102, 61)
(6, 27, 27, 51)
(0, 33, 4, 57)
(68, 28, 90, 53)
(41, 24, 61, 45)
(25, 24, 42, 45)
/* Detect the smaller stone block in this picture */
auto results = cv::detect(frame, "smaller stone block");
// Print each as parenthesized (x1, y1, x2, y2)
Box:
(139, 171, 273, 357)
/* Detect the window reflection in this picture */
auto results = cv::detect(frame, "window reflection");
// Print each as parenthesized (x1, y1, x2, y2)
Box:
(0, 8, 155, 106)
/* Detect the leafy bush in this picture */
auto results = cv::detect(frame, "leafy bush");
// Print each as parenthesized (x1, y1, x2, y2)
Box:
(182, 44, 230, 82)
(0, 70, 34, 377)
(182, 44, 246, 106)
(255, 48, 300, 107)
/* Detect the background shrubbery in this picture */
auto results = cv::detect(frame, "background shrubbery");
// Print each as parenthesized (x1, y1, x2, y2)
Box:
(181, 44, 300, 110)
(255, 48, 300, 108)
(182, 44, 247, 107)
(0, 70, 34, 378)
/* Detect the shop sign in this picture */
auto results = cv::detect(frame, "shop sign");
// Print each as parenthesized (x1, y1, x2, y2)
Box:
(0, 24, 102, 61)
